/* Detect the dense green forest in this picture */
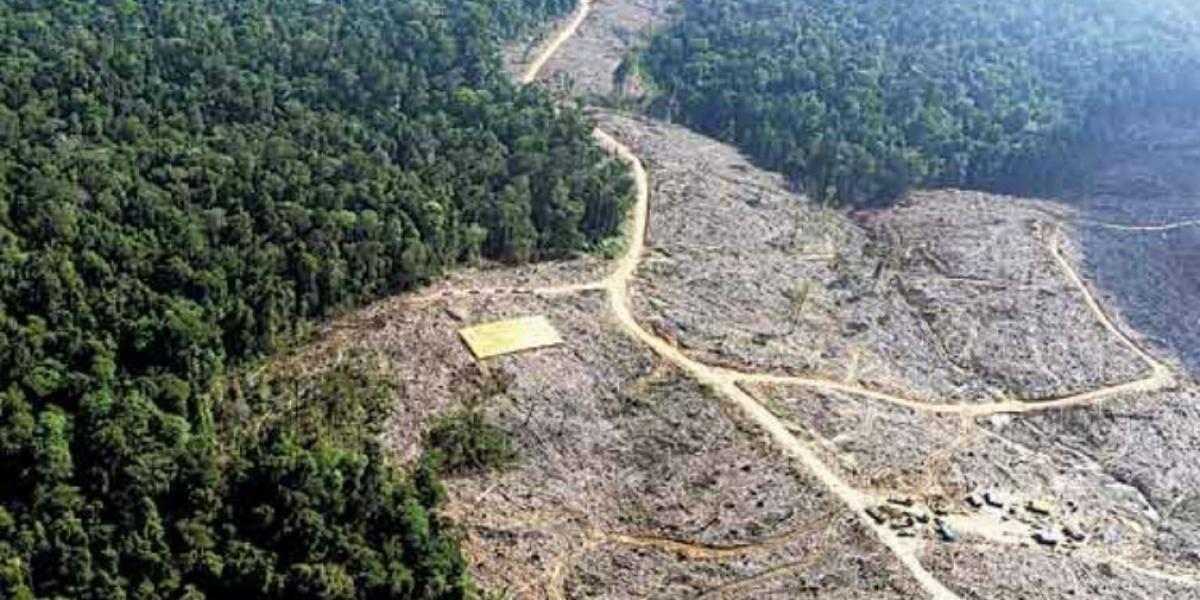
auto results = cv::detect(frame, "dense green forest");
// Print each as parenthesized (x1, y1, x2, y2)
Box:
(639, 0, 1200, 204)
(0, 0, 626, 598)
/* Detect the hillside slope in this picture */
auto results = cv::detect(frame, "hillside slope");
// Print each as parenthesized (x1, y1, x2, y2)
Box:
(292, 2, 1200, 598)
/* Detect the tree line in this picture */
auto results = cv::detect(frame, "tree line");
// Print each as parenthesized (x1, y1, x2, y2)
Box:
(639, 0, 1200, 204)
(0, 0, 627, 598)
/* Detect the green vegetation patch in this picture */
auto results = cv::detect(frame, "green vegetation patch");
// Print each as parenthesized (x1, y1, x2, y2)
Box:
(426, 410, 517, 476)
(423, 369, 517, 477)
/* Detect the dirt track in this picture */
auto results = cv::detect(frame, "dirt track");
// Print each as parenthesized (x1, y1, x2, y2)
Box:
(735, 229, 1174, 418)
(494, 1, 1191, 597)
(291, 1, 1200, 597)
(1060, 115, 1200, 377)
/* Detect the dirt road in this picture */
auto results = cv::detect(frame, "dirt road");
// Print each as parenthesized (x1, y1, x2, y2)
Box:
(518, 0, 595, 85)
(518, 3, 958, 597)
(480, 1, 1194, 597)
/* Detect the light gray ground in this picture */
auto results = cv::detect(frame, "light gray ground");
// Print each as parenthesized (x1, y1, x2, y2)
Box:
(290, 1, 1200, 598)
(508, 0, 676, 101)
(297, 290, 925, 599)
(597, 109, 1149, 404)
(751, 382, 1200, 593)
(925, 542, 1200, 600)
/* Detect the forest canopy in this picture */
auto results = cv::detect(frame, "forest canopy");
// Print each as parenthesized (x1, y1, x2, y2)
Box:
(0, 0, 626, 598)
(640, 0, 1200, 204)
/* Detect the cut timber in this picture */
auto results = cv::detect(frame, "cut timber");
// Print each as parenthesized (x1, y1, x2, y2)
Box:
(459, 316, 564, 360)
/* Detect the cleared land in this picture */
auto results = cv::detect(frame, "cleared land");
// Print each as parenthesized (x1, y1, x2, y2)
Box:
(1067, 117, 1200, 377)
(292, 1, 1200, 598)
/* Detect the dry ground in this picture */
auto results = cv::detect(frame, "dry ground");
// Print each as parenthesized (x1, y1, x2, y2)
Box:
(291, 1, 1200, 598)
(300, 289, 926, 599)
(752, 383, 1200, 598)
(599, 111, 1153, 404)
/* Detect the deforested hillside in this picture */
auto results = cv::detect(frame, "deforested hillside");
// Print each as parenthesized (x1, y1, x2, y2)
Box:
(0, 0, 630, 598)
(638, 0, 1200, 204)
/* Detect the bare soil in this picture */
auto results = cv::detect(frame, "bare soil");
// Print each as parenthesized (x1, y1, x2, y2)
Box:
(751, 382, 1200, 587)
(298, 289, 925, 599)
(289, 1, 1200, 598)
(925, 542, 1200, 600)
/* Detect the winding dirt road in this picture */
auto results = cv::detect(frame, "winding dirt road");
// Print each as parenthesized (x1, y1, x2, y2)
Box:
(493, 1, 1189, 597)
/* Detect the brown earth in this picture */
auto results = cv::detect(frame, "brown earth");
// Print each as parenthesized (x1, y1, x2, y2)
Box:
(290, 0, 1200, 598)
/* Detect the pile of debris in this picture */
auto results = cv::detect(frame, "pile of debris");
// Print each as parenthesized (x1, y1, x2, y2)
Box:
(866, 494, 941, 539)
(867, 491, 1090, 549)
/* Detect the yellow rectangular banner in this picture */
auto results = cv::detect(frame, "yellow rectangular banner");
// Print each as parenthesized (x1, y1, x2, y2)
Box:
(459, 316, 564, 359)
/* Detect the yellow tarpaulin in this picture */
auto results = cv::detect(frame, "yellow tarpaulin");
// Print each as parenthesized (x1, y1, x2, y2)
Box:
(459, 315, 564, 359)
